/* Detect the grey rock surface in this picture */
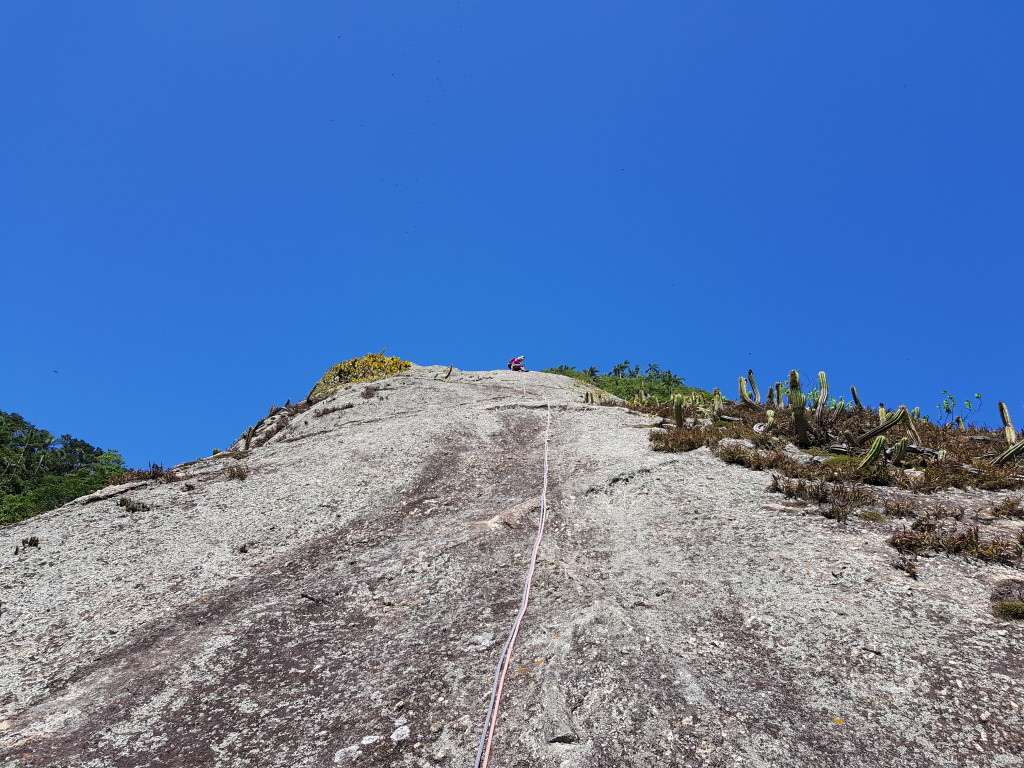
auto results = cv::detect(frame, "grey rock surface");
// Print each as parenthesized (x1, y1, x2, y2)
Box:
(1, 366, 1021, 767)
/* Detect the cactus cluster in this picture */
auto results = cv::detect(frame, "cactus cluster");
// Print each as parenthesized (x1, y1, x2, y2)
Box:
(730, 367, 1023, 475)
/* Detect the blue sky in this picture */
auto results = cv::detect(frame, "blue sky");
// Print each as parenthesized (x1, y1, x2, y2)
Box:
(2, 2, 1022, 469)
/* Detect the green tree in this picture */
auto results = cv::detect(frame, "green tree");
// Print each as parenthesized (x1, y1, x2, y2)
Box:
(0, 411, 126, 525)
(609, 361, 631, 378)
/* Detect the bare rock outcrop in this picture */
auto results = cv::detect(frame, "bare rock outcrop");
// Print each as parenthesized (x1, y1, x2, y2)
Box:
(1, 366, 1021, 767)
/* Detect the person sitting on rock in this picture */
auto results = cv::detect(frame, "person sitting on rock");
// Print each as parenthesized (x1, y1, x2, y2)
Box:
(507, 356, 528, 372)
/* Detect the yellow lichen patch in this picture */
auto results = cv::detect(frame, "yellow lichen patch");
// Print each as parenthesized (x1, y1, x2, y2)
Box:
(307, 352, 413, 402)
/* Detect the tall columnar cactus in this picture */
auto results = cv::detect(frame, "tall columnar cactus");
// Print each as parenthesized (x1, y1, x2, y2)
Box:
(739, 376, 757, 406)
(878, 405, 887, 423)
(747, 370, 761, 404)
(859, 436, 887, 469)
(788, 370, 810, 446)
(851, 385, 863, 409)
(712, 388, 724, 418)
(775, 382, 784, 408)
(890, 437, 909, 464)
(787, 370, 800, 405)
(900, 405, 922, 445)
(999, 402, 1017, 446)
(910, 406, 921, 420)
(673, 393, 684, 428)
(766, 387, 775, 407)
(814, 371, 830, 424)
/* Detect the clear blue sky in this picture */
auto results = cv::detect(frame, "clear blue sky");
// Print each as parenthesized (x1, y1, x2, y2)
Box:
(2, 2, 1022, 469)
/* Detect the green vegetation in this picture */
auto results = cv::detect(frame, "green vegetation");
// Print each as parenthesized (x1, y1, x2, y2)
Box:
(993, 601, 1024, 621)
(646, 366, 1023, 491)
(307, 351, 413, 402)
(543, 362, 713, 403)
(620, 364, 1024, 584)
(1, 411, 126, 525)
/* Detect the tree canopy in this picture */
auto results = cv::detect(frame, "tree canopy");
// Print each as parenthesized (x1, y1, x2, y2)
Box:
(0, 411, 126, 525)
(543, 363, 707, 402)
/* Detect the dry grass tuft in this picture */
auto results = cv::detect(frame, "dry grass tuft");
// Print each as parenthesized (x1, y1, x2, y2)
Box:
(227, 465, 248, 481)
(889, 515, 1023, 567)
(107, 463, 165, 486)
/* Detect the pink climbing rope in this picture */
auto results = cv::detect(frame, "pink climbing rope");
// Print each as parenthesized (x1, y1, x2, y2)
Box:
(472, 405, 552, 768)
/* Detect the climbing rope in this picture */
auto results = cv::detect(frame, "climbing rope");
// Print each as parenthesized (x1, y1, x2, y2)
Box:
(472, 404, 552, 768)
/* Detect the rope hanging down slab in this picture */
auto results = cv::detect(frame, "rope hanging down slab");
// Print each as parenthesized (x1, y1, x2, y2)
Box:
(472, 405, 552, 768)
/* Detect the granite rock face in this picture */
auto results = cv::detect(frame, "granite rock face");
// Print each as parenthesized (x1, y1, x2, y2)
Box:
(1, 366, 1022, 768)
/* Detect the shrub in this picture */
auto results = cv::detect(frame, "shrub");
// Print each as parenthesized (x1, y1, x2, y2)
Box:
(651, 427, 722, 452)
(890, 519, 1023, 567)
(307, 352, 412, 402)
(883, 499, 916, 518)
(991, 580, 1024, 619)
(117, 496, 150, 513)
(993, 601, 1024, 620)
(992, 496, 1024, 518)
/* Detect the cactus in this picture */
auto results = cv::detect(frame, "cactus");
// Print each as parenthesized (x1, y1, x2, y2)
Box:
(765, 409, 775, 428)
(242, 425, 258, 451)
(993, 437, 1024, 466)
(856, 408, 906, 446)
(842, 429, 855, 447)
(738, 376, 757, 406)
(910, 406, 921, 421)
(899, 405, 922, 445)
(890, 437, 909, 464)
(955, 416, 965, 431)
(859, 436, 886, 469)
(851, 385, 863, 409)
(788, 371, 810, 446)
(765, 387, 775, 407)
(712, 388, 724, 418)
(747, 370, 761, 404)
(775, 382, 784, 408)
(999, 402, 1017, 446)
(673, 393, 684, 428)
(878, 405, 887, 423)
(814, 371, 829, 423)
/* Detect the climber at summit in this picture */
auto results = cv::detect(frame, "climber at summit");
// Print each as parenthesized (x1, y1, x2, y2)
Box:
(507, 355, 528, 372)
